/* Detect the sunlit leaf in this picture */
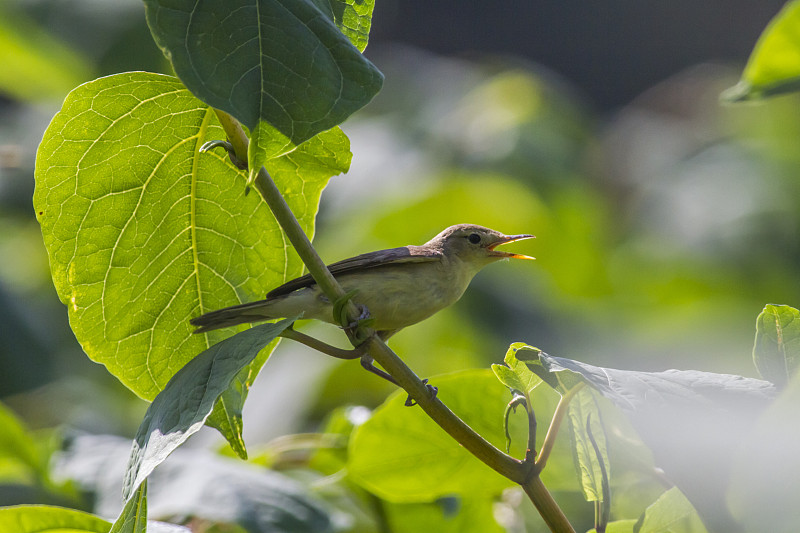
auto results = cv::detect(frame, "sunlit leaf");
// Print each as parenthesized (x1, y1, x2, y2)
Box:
(568, 388, 610, 505)
(634, 487, 707, 533)
(123, 318, 295, 499)
(753, 303, 800, 387)
(34, 72, 350, 404)
(385, 496, 504, 533)
(311, 0, 376, 52)
(347, 370, 523, 501)
(492, 341, 542, 394)
(111, 480, 148, 533)
(0, 505, 109, 533)
(722, 0, 800, 102)
(143, 0, 383, 146)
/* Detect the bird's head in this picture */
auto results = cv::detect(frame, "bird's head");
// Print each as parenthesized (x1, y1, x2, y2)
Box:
(428, 224, 535, 267)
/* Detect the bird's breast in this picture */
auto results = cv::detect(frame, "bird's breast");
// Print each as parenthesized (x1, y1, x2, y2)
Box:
(333, 261, 472, 331)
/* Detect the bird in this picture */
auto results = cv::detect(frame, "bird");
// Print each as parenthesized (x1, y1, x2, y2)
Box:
(190, 224, 534, 339)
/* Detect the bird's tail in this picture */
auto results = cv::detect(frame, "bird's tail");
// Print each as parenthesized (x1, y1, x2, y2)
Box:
(190, 299, 277, 334)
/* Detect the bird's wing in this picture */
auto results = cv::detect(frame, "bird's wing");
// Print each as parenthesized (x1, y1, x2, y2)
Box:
(266, 245, 442, 298)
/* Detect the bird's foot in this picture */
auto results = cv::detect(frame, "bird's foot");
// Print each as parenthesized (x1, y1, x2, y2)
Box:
(333, 290, 374, 344)
(199, 139, 248, 170)
(405, 379, 439, 407)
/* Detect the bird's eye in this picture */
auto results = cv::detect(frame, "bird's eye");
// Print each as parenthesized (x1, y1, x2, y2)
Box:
(468, 233, 481, 244)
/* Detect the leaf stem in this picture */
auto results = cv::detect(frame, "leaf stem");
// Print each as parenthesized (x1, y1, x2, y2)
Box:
(535, 383, 585, 471)
(210, 109, 573, 529)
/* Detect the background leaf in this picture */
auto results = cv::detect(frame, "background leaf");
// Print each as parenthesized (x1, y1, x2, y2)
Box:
(55, 434, 333, 533)
(34, 72, 350, 402)
(347, 370, 524, 502)
(522, 347, 775, 532)
(0, 505, 109, 533)
(752, 303, 800, 387)
(123, 318, 295, 500)
(634, 487, 707, 533)
(722, 0, 800, 102)
(143, 0, 383, 146)
(728, 371, 800, 533)
(0, 3, 93, 102)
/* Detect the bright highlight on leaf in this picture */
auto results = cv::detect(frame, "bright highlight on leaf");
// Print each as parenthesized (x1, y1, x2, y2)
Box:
(753, 303, 800, 387)
(34, 72, 350, 402)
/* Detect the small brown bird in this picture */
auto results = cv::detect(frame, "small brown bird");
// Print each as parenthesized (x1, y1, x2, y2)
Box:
(191, 224, 534, 339)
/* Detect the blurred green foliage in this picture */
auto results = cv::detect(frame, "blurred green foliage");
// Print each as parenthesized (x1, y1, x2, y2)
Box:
(4, 0, 800, 531)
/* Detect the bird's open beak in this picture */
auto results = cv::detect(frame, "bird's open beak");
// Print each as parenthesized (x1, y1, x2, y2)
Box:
(488, 234, 535, 260)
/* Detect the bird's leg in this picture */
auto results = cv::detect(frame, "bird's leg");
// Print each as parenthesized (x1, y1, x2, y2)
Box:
(359, 354, 398, 385)
(404, 379, 439, 407)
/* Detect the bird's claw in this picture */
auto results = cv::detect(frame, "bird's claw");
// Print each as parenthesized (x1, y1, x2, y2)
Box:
(199, 139, 248, 170)
(333, 290, 373, 344)
(405, 379, 439, 407)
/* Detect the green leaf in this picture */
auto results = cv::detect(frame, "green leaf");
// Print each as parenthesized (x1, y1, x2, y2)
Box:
(385, 496, 504, 533)
(0, 505, 110, 533)
(310, 0, 376, 52)
(722, 0, 800, 102)
(347, 370, 524, 502)
(111, 480, 148, 533)
(492, 341, 542, 394)
(753, 303, 800, 387)
(123, 318, 296, 500)
(34, 72, 350, 403)
(634, 487, 707, 533)
(521, 346, 775, 532)
(143, 0, 383, 146)
(0, 401, 44, 480)
(568, 388, 610, 505)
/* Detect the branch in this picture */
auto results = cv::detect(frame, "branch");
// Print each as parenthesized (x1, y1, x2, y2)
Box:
(210, 110, 571, 527)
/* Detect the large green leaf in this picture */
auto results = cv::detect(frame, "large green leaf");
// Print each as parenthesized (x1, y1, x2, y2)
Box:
(347, 370, 527, 502)
(34, 72, 350, 402)
(143, 0, 383, 148)
(123, 318, 295, 500)
(0, 505, 109, 533)
(753, 303, 800, 387)
(517, 346, 775, 532)
(722, 0, 800, 102)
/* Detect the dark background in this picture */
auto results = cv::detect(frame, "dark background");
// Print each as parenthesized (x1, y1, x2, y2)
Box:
(369, 0, 786, 110)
